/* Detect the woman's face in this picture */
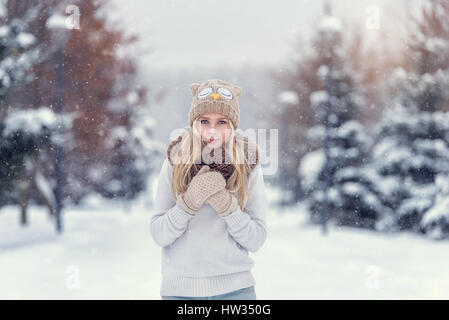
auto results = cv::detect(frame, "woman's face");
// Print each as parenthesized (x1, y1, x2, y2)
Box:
(196, 112, 231, 149)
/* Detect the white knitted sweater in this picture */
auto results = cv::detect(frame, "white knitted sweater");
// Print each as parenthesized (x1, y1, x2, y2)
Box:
(150, 158, 268, 297)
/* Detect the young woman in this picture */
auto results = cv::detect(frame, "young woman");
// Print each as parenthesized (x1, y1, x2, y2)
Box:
(150, 79, 268, 300)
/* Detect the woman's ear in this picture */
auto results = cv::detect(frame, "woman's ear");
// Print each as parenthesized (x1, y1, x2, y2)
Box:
(190, 83, 200, 96)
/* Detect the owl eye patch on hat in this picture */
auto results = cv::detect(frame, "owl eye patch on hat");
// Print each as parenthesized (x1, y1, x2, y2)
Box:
(197, 87, 233, 100)
(198, 87, 213, 99)
(217, 87, 233, 100)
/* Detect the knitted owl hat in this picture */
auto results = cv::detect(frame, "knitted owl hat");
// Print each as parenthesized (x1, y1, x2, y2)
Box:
(188, 79, 242, 129)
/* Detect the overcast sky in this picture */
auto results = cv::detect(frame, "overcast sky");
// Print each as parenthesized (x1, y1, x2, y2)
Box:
(108, 0, 423, 71)
(103, 0, 426, 143)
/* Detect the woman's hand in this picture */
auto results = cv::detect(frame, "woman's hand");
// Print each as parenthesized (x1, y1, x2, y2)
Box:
(206, 187, 238, 217)
(176, 165, 226, 215)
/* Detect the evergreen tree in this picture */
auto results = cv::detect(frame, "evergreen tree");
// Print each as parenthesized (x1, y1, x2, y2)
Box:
(421, 173, 449, 239)
(274, 6, 388, 208)
(4, 0, 160, 206)
(0, 4, 61, 211)
(370, 0, 449, 235)
(298, 9, 389, 229)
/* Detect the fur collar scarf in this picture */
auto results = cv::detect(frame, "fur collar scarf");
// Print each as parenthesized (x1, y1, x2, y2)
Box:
(166, 130, 259, 181)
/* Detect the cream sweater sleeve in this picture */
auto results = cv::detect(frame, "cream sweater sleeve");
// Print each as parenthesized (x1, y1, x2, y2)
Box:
(150, 158, 195, 247)
(220, 163, 268, 253)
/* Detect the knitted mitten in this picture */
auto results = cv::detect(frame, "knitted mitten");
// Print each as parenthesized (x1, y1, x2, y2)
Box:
(206, 188, 238, 217)
(176, 166, 226, 215)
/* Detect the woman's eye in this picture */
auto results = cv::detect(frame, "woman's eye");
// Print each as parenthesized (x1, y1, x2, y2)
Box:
(200, 119, 208, 124)
(218, 120, 227, 125)
(217, 87, 233, 100)
(198, 87, 213, 99)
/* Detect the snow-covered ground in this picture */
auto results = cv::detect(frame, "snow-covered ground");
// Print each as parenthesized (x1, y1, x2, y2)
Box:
(1, 183, 448, 300)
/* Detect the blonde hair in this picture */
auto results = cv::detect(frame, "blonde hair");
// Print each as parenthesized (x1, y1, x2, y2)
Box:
(169, 117, 252, 210)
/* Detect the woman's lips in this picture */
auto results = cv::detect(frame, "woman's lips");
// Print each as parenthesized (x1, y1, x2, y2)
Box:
(206, 137, 220, 144)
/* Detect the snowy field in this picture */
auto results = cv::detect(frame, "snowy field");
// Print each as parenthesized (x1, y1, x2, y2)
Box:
(1, 183, 448, 300)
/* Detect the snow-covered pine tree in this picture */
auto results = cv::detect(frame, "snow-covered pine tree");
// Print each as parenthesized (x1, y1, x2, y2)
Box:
(421, 173, 449, 239)
(298, 8, 389, 229)
(0, 5, 61, 213)
(370, 0, 449, 235)
(4, 0, 161, 206)
(0, 4, 39, 107)
(0, 5, 38, 206)
(55, 0, 159, 203)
